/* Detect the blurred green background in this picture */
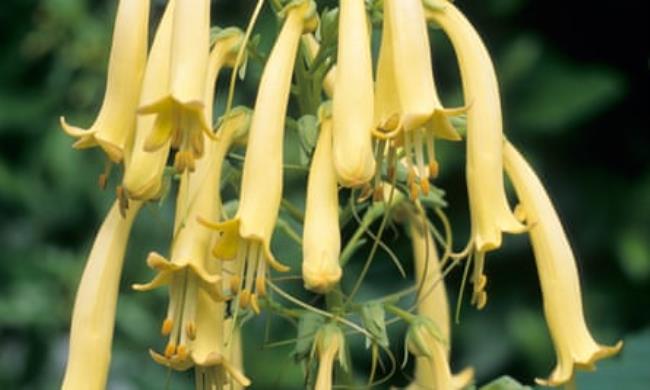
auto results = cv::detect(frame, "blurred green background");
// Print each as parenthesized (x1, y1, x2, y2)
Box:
(1, 0, 648, 389)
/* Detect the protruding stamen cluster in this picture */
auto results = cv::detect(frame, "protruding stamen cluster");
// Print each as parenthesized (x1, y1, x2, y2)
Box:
(235, 241, 267, 314)
(161, 269, 199, 360)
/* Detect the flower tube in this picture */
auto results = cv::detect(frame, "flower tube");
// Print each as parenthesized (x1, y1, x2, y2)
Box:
(302, 104, 342, 293)
(133, 34, 251, 364)
(138, 0, 212, 173)
(200, 0, 318, 313)
(62, 200, 142, 390)
(425, 2, 524, 305)
(331, 0, 376, 187)
(503, 141, 623, 386)
(61, 0, 149, 163)
(122, 0, 175, 200)
(405, 207, 474, 390)
(373, 0, 463, 199)
(313, 323, 346, 390)
(134, 108, 251, 365)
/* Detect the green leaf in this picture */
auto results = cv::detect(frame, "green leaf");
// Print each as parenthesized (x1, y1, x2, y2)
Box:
(291, 311, 325, 363)
(360, 302, 390, 348)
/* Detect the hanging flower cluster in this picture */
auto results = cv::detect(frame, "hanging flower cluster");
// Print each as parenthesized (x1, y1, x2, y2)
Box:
(59, 0, 621, 389)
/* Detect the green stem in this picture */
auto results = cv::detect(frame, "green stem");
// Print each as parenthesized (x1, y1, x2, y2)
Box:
(384, 303, 417, 323)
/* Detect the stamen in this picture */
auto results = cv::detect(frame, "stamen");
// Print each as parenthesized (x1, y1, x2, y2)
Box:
(161, 318, 173, 336)
(164, 341, 176, 358)
(425, 131, 439, 178)
(239, 290, 251, 308)
(255, 249, 267, 297)
(250, 293, 261, 315)
(186, 321, 197, 340)
(243, 242, 259, 294)
(176, 344, 188, 360)
(413, 129, 427, 181)
(179, 271, 198, 345)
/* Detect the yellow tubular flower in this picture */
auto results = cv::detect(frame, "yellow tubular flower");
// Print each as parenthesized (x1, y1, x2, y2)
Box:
(122, 0, 175, 200)
(133, 36, 251, 364)
(200, 0, 318, 313)
(134, 109, 251, 366)
(425, 2, 524, 306)
(503, 141, 622, 387)
(331, 0, 376, 188)
(60, 0, 149, 163)
(406, 208, 474, 390)
(138, 0, 212, 173)
(302, 104, 342, 293)
(313, 324, 346, 390)
(62, 200, 142, 390)
(373, 0, 462, 200)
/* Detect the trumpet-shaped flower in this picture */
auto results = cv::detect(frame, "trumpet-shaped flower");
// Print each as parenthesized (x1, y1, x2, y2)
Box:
(405, 207, 474, 390)
(503, 141, 623, 386)
(425, 2, 524, 307)
(133, 47, 251, 364)
(137, 0, 212, 173)
(302, 104, 342, 293)
(62, 200, 142, 390)
(200, 0, 318, 313)
(312, 323, 346, 390)
(373, 0, 463, 200)
(122, 0, 175, 200)
(331, 0, 376, 188)
(60, 0, 149, 163)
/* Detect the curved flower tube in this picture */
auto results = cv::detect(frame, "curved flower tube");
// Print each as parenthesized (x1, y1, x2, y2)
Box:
(62, 200, 142, 390)
(122, 0, 175, 200)
(425, 2, 524, 306)
(60, 0, 149, 163)
(503, 141, 622, 386)
(331, 0, 376, 188)
(132, 35, 251, 363)
(138, 0, 212, 173)
(313, 323, 346, 390)
(302, 104, 342, 293)
(405, 207, 474, 390)
(373, 0, 463, 199)
(133, 108, 251, 362)
(200, 0, 318, 313)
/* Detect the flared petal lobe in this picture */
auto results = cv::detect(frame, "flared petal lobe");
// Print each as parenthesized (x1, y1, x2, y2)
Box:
(61, 0, 149, 163)
(62, 200, 142, 390)
(302, 105, 342, 293)
(503, 141, 622, 386)
(331, 0, 376, 187)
